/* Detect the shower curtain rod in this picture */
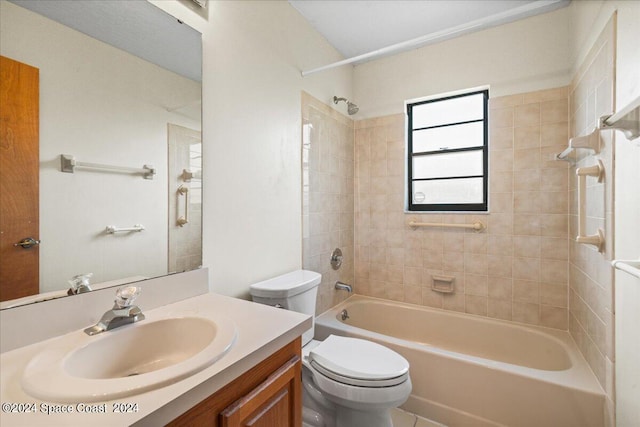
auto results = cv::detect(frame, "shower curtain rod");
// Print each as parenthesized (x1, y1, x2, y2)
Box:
(301, 0, 567, 77)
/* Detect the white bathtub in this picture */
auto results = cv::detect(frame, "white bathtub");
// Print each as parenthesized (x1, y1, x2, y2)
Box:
(314, 295, 605, 427)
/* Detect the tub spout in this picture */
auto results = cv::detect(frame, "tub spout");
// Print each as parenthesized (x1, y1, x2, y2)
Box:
(335, 281, 352, 293)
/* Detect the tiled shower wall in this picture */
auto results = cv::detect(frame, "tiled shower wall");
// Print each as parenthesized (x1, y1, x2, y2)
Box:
(353, 87, 571, 329)
(568, 15, 616, 426)
(302, 92, 355, 314)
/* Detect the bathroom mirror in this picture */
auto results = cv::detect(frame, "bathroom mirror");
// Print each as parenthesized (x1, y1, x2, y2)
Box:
(0, 0, 202, 309)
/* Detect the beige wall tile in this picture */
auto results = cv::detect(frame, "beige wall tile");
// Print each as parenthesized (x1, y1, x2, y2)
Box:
(514, 191, 542, 213)
(514, 103, 540, 128)
(490, 127, 514, 150)
(513, 302, 540, 325)
(490, 107, 514, 128)
(465, 295, 488, 316)
(540, 237, 569, 260)
(513, 257, 540, 281)
(514, 214, 541, 236)
(404, 285, 422, 305)
(540, 283, 568, 307)
(490, 171, 514, 193)
(352, 86, 569, 331)
(488, 276, 513, 300)
(513, 235, 541, 258)
(541, 305, 568, 329)
(540, 191, 569, 214)
(541, 168, 569, 192)
(422, 230, 444, 250)
(541, 145, 570, 168)
(541, 122, 569, 147)
(490, 193, 513, 213)
(540, 214, 568, 237)
(488, 235, 513, 255)
(464, 233, 488, 253)
(566, 18, 615, 407)
(541, 98, 569, 124)
(443, 292, 465, 312)
(541, 259, 568, 284)
(490, 94, 523, 109)
(465, 274, 488, 296)
(514, 126, 541, 149)
(404, 248, 423, 268)
(442, 231, 465, 252)
(443, 251, 464, 272)
(514, 148, 541, 170)
(513, 279, 540, 303)
(422, 288, 443, 309)
(423, 249, 443, 270)
(488, 255, 513, 278)
(487, 213, 513, 235)
(488, 299, 513, 320)
(404, 266, 422, 286)
(490, 149, 514, 172)
(522, 86, 568, 104)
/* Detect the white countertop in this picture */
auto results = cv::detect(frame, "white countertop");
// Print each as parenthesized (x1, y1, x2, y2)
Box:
(0, 292, 311, 426)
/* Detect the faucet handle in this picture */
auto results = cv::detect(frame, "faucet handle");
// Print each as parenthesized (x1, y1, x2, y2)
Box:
(114, 286, 141, 308)
(67, 273, 93, 295)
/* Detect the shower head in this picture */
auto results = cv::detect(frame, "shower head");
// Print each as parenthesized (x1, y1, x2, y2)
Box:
(333, 96, 359, 115)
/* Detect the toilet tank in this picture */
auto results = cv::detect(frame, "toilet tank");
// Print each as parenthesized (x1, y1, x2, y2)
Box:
(249, 270, 321, 346)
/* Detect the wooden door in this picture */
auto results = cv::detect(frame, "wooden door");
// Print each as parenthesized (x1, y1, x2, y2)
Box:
(221, 355, 302, 427)
(0, 56, 40, 302)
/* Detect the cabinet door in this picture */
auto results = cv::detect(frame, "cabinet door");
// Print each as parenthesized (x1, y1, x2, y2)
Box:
(221, 355, 301, 427)
(0, 56, 40, 302)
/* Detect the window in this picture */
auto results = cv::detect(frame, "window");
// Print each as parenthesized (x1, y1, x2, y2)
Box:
(406, 89, 488, 212)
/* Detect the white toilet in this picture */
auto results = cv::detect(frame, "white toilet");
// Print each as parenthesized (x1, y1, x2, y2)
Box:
(250, 270, 412, 427)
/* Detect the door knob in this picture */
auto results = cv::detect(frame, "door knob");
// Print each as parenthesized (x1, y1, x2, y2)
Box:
(13, 237, 41, 249)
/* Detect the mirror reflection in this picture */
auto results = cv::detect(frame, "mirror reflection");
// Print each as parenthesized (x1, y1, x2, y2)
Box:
(0, 0, 203, 309)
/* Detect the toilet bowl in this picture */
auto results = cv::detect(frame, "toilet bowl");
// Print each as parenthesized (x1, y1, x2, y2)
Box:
(250, 270, 412, 427)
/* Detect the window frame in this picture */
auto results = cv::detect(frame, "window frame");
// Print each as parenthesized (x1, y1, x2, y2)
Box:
(406, 89, 489, 212)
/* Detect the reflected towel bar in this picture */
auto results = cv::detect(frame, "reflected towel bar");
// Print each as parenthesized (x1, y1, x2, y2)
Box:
(177, 185, 189, 226)
(105, 224, 145, 234)
(408, 220, 485, 232)
(61, 154, 156, 179)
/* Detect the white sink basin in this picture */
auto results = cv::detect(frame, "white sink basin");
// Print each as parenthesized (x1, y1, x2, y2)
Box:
(21, 315, 237, 403)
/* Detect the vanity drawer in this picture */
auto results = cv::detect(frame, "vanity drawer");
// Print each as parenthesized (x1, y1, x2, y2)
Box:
(167, 337, 302, 427)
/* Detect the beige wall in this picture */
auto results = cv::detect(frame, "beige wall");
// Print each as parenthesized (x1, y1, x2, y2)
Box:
(301, 92, 355, 314)
(152, 1, 354, 298)
(353, 87, 570, 329)
(353, 7, 572, 119)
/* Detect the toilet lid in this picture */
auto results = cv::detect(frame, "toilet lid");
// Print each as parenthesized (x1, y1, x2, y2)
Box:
(309, 335, 409, 386)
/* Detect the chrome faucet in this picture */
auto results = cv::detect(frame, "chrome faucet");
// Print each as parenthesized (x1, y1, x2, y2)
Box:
(84, 286, 145, 336)
(335, 281, 352, 293)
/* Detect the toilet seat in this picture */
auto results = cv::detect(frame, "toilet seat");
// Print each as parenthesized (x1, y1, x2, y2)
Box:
(309, 335, 409, 387)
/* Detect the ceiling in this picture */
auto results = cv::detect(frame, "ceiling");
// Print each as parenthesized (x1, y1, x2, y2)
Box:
(10, 0, 202, 82)
(289, 0, 570, 65)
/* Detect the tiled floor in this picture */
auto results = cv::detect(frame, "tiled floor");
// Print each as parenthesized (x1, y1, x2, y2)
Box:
(390, 408, 447, 427)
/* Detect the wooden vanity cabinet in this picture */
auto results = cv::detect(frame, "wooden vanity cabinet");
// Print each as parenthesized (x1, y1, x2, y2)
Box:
(167, 337, 302, 427)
